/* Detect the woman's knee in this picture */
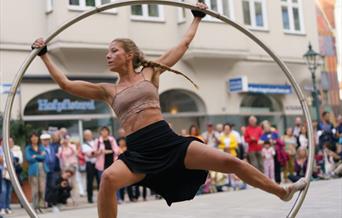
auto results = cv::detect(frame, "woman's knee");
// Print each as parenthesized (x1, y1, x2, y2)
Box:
(100, 169, 120, 190)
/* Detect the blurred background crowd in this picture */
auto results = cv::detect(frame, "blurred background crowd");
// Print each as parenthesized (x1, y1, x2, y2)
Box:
(0, 111, 341, 215)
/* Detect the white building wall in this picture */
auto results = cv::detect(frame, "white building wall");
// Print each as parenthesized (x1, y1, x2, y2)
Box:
(1, 0, 320, 129)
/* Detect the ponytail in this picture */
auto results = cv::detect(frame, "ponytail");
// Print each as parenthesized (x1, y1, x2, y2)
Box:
(141, 59, 199, 89)
(114, 38, 199, 89)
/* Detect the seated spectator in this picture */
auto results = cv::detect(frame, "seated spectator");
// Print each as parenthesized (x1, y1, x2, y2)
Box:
(288, 148, 307, 183)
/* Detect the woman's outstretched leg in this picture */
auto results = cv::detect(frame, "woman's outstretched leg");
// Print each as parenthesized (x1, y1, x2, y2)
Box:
(97, 160, 145, 218)
(184, 141, 307, 200)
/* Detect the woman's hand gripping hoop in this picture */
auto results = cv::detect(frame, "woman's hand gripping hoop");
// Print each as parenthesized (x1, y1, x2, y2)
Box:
(31, 38, 48, 56)
(191, 2, 207, 18)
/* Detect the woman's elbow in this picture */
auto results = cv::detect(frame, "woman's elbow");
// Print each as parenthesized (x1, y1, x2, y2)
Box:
(59, 80, 69, 90)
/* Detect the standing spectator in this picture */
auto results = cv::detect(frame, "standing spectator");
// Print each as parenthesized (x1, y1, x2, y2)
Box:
(231, 124, 244, 160)
(8, 137, 24, 209)
(260, 121, 284, 183)
(318, 111, 337, 150)
(293, 116, 303, 140)
(218, 123, 240, 189)
(40, 133, 57, 207)
(298, 126, 309, 149)
(117, 128, 126, 139)
(218, 123, 238, 156)
(81, 130, 100, 203)
(117, 137, 134, 202)
(216, 123, 223, 135)
(25, 132, 49, 213)
(59, 128, 68, 138)
(0, 138, 4, 216)
(244, 116, 263, 172)
(201, 123, 219, 148)
(50, 132, 61, 181)
(337, 115, 342, 146)
(95, 127, 120, 178)
(75, 140, 86, 197)
(189, 125, 204, 141)
(288, 148, 308, 183)
(57, 135, 78, 172)
(1, 152, 13, 215)
(282, 128, 297, 182)
(57, 135, 78, 204)
(261, 140, 275, 181)
(240, 126, 249, 158)
(0, 137, 14, 215)
(9, 137, 23, 188)
(180, 129, 188, 136)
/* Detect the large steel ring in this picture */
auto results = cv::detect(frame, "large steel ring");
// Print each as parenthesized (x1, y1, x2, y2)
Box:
(2, 1, 314, 217)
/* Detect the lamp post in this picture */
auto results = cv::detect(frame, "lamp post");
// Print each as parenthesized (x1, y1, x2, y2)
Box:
(303, 43, 322, 121)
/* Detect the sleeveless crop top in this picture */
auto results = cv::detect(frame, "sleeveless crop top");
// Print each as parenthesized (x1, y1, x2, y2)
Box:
(111, 73, 161, 126)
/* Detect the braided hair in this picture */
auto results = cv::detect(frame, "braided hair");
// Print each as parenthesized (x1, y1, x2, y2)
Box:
(113, 38, 198, 89)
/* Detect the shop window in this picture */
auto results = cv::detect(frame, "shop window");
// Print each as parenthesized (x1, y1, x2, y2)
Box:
(160, 89, 206, 114)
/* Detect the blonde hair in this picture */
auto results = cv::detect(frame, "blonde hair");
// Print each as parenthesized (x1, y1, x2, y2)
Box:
(113, 38, 198, 89)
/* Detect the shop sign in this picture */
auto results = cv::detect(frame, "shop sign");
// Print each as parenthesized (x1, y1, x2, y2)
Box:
(1, 83, 20, 94)
(37, 99, 96, 112)
(228, 76, 248, 92)
(227, 77, 292, 94)
(24, 89, 110, 116)
(248, 84, 292, 94)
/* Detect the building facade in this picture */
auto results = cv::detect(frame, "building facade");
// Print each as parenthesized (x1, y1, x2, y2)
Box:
(316, 0, 342, 117)
(1, 0, 322, 138)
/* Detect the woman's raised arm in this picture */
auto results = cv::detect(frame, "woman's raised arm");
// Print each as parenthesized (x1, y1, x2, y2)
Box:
(155, 2, 207, 71)
(33, 38, 112, 103)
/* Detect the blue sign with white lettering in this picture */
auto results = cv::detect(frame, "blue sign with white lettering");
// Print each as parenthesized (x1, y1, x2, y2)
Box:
(248, 83, 292, 94)
(228, 77, 248, 92)
(24, 89, 110, 115)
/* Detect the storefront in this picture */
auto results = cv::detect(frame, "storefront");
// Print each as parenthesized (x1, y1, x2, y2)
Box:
(23, 89, 114, 141)
(160, 89, 207, 133)
(228, 76, 293, 133)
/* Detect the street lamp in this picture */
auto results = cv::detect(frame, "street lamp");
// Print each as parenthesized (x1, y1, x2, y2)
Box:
(303, 43, 323, 121)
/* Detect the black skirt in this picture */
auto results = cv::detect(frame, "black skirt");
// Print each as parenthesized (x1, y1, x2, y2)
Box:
(118, 120, 208, 206)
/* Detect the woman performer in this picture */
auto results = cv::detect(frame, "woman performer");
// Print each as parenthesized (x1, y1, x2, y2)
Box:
(32, 2, 307, 218)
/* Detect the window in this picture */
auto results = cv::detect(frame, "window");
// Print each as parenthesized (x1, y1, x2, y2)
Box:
(178, 0, 186, 23)
(46, 0, 53, 13)
(202, 0, 234, 21)
(242, 0, 267, 30)
(280, 0, 304, 33)
(69, 0, 117, 13)
(130, 4, 164, 22)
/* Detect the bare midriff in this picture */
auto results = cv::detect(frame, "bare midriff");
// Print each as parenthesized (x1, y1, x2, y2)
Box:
(121, 108, 163, 136)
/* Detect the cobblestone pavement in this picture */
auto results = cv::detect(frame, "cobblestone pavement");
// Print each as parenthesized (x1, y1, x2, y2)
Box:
(8, 178, 342, 218)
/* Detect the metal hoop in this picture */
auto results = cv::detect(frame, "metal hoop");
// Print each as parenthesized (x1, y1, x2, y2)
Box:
(2, 1, 314, 217)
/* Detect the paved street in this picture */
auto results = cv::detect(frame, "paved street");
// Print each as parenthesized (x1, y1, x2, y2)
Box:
(10, 178, 342, 218)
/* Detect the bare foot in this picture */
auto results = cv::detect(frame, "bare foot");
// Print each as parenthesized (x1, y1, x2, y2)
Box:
(280, 178, 308, 201)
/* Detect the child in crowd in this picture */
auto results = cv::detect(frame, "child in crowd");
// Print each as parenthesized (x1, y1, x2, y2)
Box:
(262, 140, 275, 181)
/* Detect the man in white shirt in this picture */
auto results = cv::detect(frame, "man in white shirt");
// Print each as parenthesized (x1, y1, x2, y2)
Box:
(81, 130, 99, 203)
(201, 123, 220, 148)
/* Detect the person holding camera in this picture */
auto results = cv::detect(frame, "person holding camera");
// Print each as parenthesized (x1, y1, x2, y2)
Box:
(46, 168, 74, 212)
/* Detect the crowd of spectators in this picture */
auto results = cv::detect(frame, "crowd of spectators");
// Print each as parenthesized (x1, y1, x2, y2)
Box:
(0, 111, 341, 215)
